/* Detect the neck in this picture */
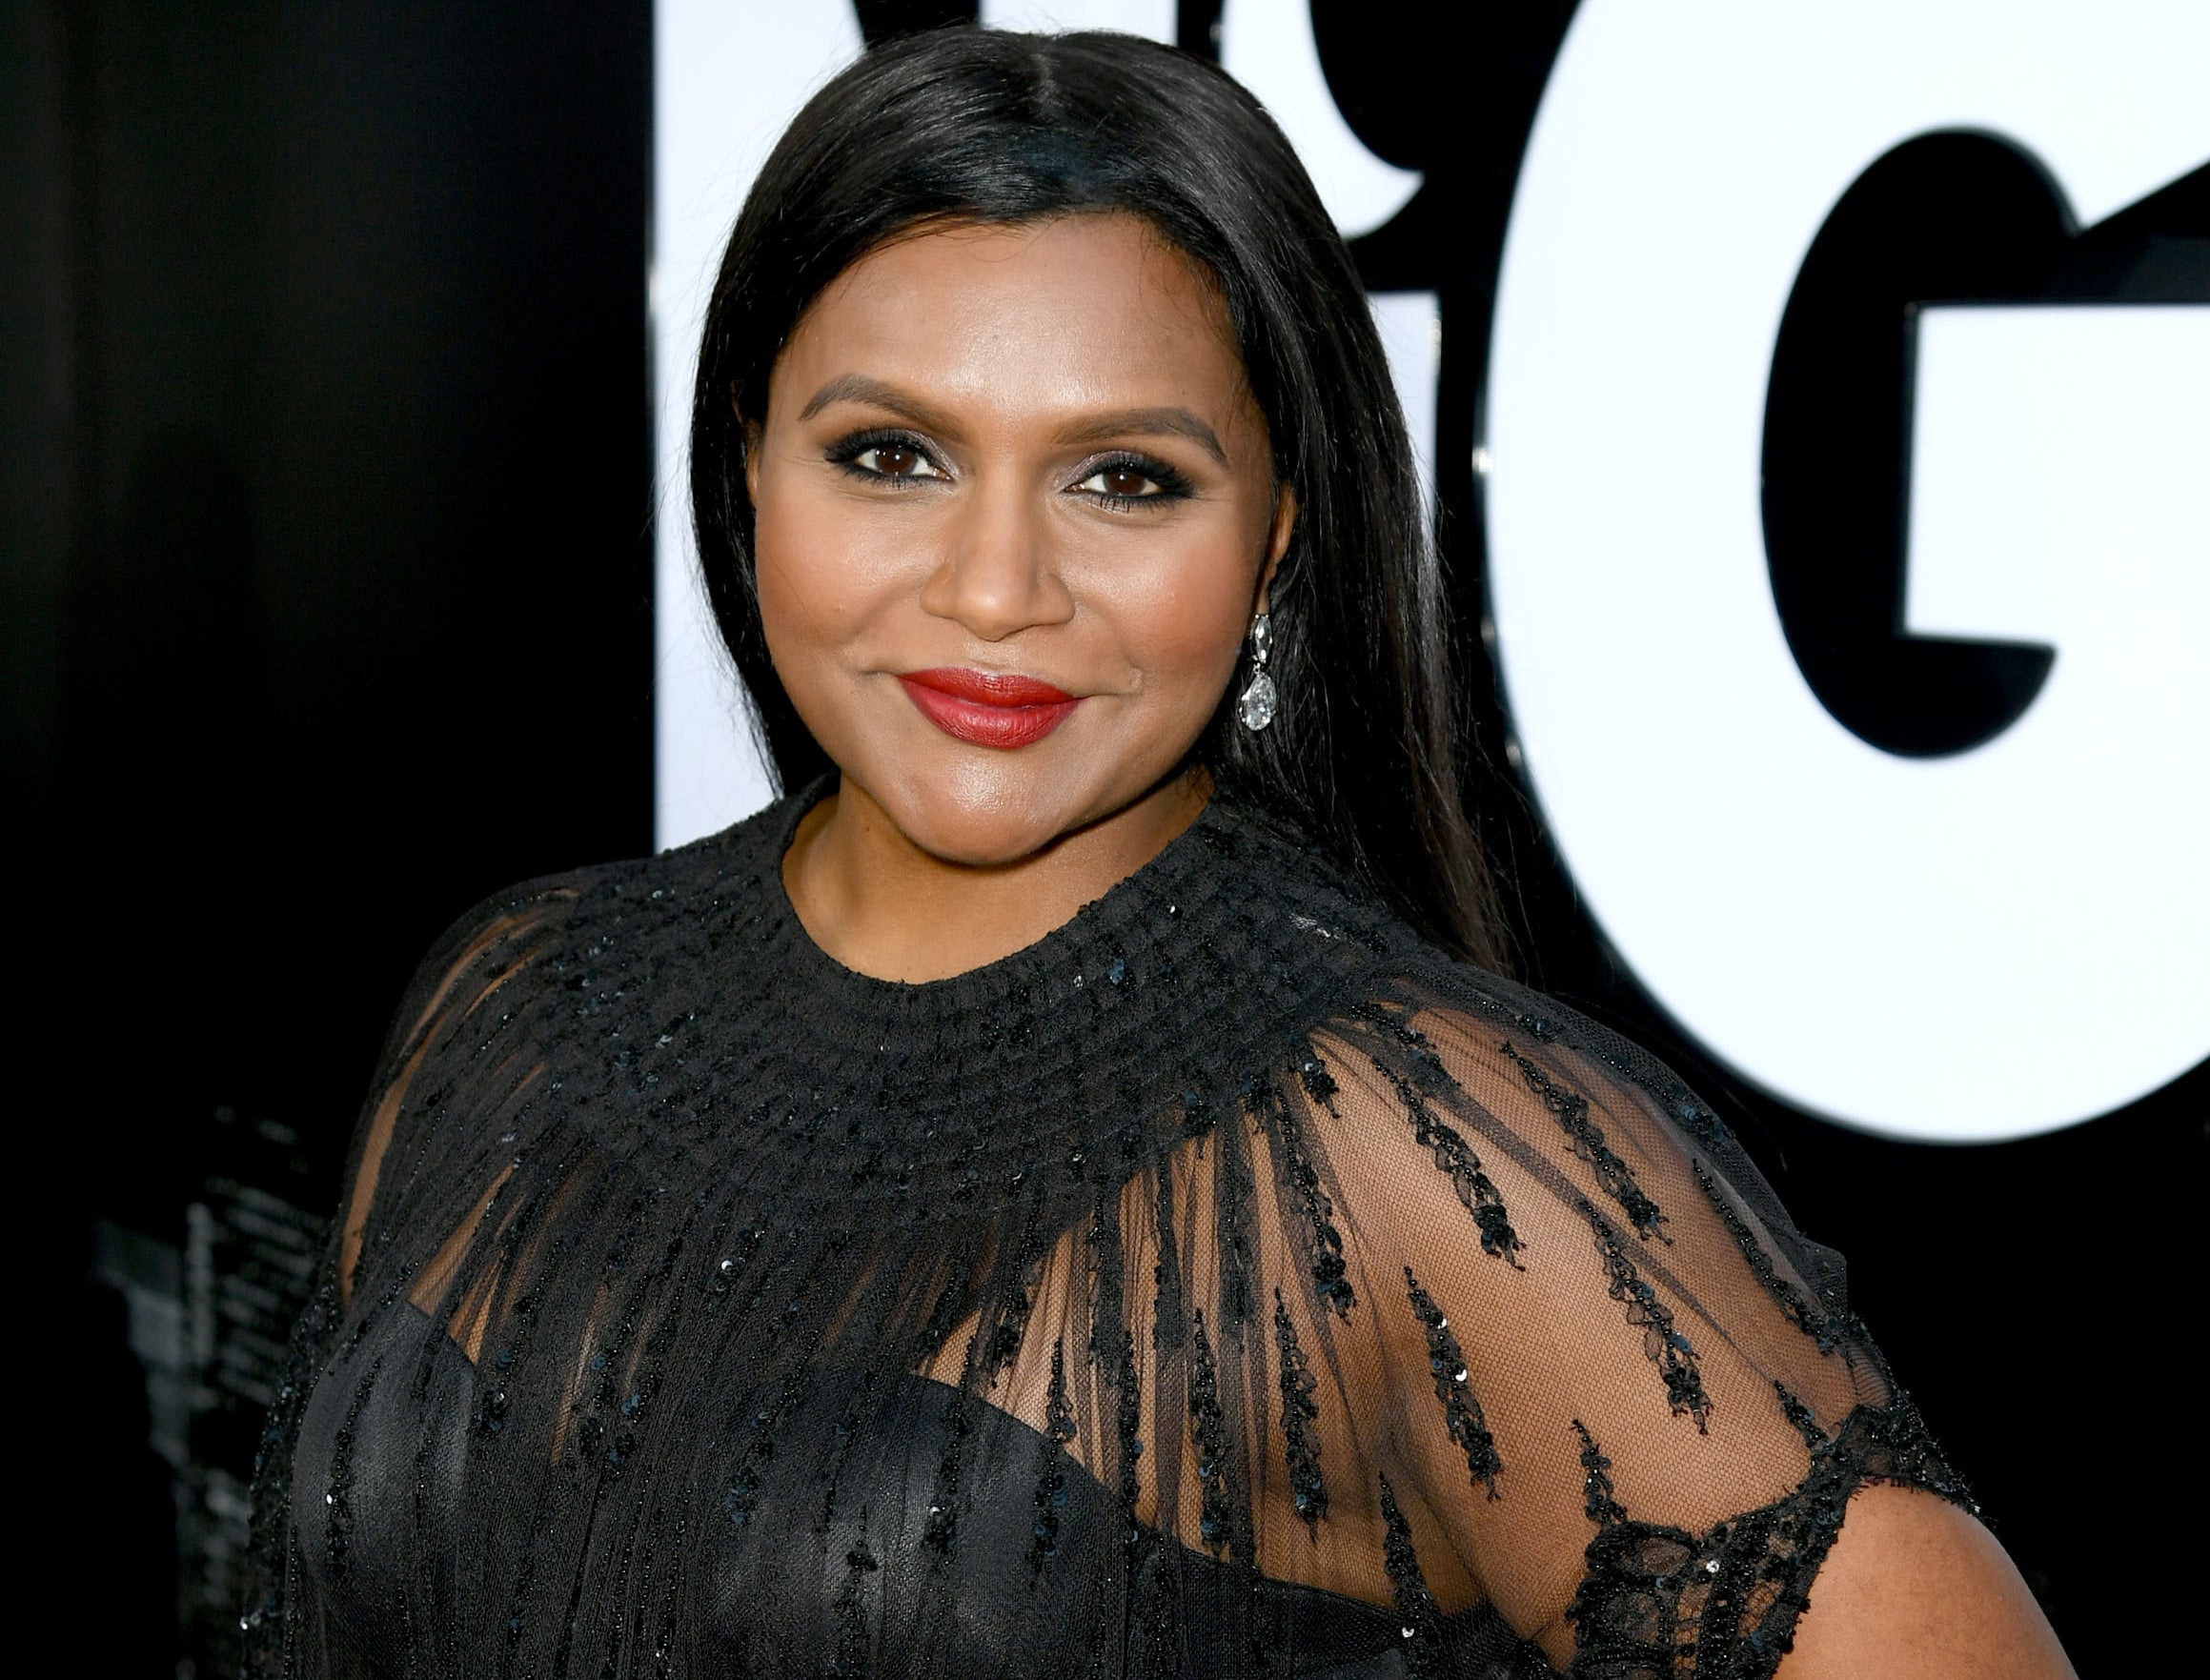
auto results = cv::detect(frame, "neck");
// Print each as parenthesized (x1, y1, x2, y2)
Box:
(781, 769, 1210, 983)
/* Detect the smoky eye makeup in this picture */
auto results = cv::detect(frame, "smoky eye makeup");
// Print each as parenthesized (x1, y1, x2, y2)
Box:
(823, 426, 946, 484)
(821, 428, 1199, 510)
(1069, 451, 1197, 512)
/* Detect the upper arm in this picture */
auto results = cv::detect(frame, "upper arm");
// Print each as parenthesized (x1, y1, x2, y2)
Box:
(1782, 1485, 2073, 1679)
(1294, 987, 2048, 1671)
(336, 886, 573, 1305)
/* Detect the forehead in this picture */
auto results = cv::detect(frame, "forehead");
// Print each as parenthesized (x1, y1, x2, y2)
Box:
(774, 213, 1251, 423)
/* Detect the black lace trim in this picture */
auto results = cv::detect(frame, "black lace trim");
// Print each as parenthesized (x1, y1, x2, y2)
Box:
(1564, 1404, 1972, 1680)
(1257, 1075, 1355, 1316)
(832, 1532, 880, 1678)
(1404, 1266, 1502, 1496)
(1186, 1312, 1234, 1554)
(1506, 1042, 1668, 1242)
(1572, 1418, 1628, 1527)
(1269, 1290, 1328, 1528)
(1692, 1161, 1837, 1352)
(1084, 1205, 1146, 1530)
(1027, 1342, 1077, 1571)
(1579, 1200, 1712, 1430)
(1378, 1474, 1446, 1680)
(1371, 1055, 1527, 1266)
(322, 1352, 382, 1583)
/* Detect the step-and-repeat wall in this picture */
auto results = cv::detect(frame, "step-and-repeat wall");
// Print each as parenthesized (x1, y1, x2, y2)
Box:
(10, 3, 2200, 1672)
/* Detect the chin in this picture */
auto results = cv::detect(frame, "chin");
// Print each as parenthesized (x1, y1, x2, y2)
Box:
(876, 757, 1103, 868)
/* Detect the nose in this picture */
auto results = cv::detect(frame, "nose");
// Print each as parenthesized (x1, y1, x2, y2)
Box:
(916, 476, 1075, 642)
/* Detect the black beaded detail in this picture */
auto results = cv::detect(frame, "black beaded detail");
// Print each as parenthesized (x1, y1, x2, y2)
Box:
(1179, 1087, 1215, 1138)
(1505, 1042, 1667, 1241)
(1186, 1312, 1233, 1553)
(922, 1377, 972, 1555)
(1259, 1078, 1356, 1316)
(1346, 1000, 1456, 1095)
(1581, 1198, 1711, 1429)
(1376, 1475, 1444, 1680)
(322, 1354, 383, 1582)
(1136, 1530, 1182, 1680)
(1572, 1419, 1627, 1527)
(1667, 1094, 1733, 1153)
(1085, 1206, 1146, 1527)
(1695, 1159, 1838, 1351)
(1404, 1267, 1501, 1496)
(1149, 1169, 1188, 1357)
(1372, 1058, 1525, 1265)
(1211, 1104, 1259, 1329)
(819, 1366, 882, 1531)
(1567, 1405, 1974, 1680)
(244, 1269, 340, 1656)
(831, 1533, 880, 1679)
(1774, 1380, 1825, 1452)
(1269, 1291, 1328, 1527)
(1027, 1341, 1078, 1571)
(981, 1253, 1044, 1387)
(723, 1368, 803, 1529)
(246, 783, 1971, 1680)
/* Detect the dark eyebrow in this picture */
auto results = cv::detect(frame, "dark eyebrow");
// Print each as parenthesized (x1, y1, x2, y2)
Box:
(799, 374, 1230, 470)
(1058, 407, 1228, 469)
(798, 374, 960, 433)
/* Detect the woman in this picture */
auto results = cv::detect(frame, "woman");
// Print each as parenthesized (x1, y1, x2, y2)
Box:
(248, 28, 2070, 1679)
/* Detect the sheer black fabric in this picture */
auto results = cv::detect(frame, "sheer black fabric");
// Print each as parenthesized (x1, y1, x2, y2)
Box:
(246, 789, 1970, 1678)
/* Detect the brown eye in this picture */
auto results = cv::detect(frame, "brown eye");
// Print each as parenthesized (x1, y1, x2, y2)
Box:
(854, 442, 942, 479)
(1077, 463, 1162, 500)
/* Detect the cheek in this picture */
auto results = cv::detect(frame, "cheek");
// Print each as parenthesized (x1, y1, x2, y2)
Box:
(750, 489, 893, 765)
(752, 481, 902, 671)
(753, 492, 840, 655)
(1101, 531, 1264, 698)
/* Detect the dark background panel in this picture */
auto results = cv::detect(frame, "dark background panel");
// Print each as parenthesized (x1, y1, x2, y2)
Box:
(3, 4, 2200, 1674)
(4, 2, 652, 1670)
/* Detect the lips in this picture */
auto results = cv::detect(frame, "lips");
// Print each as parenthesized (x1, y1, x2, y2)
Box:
(897, 667, 1082, 750)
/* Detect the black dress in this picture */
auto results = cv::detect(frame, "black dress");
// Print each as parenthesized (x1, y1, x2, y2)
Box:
(247, 787, 1969, 1679)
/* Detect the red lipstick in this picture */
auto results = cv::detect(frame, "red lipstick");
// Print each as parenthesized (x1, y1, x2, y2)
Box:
(897, 667, 1081, 749)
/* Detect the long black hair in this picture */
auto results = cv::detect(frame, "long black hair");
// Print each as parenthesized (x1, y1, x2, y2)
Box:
(690, 26, 1509, 970)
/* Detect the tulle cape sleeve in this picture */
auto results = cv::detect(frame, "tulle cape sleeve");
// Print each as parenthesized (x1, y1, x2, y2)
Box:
(1274, 975, 1973, 1671)
(918, 964, 1976, 1677)
(241, 801, 1974, 1680)
(240, 875, 582, 1676)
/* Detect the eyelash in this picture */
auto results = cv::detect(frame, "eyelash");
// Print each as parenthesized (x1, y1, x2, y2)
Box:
(822, 431, 1194, 512)
(825, 428, 943, 486)
(1079, 451, 1194, 513)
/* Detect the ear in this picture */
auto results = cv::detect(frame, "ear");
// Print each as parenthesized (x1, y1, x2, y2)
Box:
(1255, 482, 1298, 616)
(740, 399, 763, 505)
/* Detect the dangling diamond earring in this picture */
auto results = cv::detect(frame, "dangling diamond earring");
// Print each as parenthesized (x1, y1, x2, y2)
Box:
(1237, 613, 1277, 732)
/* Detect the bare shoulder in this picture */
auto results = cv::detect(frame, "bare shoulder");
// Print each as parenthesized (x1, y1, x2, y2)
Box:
(1783, 1484, 2073, 1677)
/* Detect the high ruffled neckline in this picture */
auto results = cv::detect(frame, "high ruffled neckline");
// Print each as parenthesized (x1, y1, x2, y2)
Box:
(759, 776, 1248, 1013)
(582, 779, 1409, 1188)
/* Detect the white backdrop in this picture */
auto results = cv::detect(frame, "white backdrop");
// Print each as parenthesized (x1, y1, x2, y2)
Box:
(1485, 1, 2209, 1139)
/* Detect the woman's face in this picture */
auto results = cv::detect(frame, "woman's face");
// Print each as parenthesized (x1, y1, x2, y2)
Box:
(746, 213, 1293, 866)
